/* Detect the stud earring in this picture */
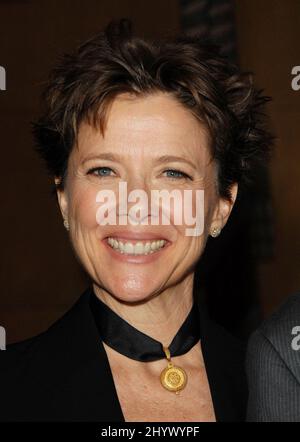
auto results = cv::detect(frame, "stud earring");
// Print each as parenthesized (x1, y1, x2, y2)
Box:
(210, 226, 221, 238)
(63, 219, 69, 231)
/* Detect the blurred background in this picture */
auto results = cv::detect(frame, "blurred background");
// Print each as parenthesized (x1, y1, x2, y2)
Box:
(0, 0, 299, 344)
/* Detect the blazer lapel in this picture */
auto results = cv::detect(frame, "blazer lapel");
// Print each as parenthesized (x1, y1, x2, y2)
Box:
(195, 295, 248, 422)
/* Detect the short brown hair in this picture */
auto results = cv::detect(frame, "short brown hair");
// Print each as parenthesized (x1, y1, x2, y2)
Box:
(32, 18, 274, 201)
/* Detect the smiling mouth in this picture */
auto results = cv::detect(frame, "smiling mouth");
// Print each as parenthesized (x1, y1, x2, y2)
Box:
(106, 237, 167, 256)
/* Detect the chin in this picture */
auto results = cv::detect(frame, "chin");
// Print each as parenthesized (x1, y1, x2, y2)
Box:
(102, 276, 161, 304)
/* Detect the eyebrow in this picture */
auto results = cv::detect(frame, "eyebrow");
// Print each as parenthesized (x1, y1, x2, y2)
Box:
(82, 153, 197, 170)
(82, 153, 121, 163)
(154, 155, 197, 170)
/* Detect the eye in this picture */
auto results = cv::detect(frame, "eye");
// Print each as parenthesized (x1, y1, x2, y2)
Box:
(163, 169, 192, 180)
(87, 167, 115, 177)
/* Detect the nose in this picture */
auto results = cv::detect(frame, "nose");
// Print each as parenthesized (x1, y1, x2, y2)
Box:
(126, 173, 149, 195)
(118, 174, 153, 225)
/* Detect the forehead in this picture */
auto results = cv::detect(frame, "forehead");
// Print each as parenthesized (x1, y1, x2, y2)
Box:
(75, 92, 210, 161)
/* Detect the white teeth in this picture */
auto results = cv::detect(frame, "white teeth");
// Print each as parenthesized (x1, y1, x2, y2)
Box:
(134, 242, 144, 255)
(151, 241, 157, 250)
(106, 237, 166, 255)
(144, 242, 151, 253)
(124, 242, 134, 254)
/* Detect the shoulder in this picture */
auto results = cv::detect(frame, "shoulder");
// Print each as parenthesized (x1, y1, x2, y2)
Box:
(0, 327, 54, 420)
(0, 290, 93, 420)
(0, 308, 69, 374)
(211, 320, 247, 396)
(0, 289, 89, 373)
(246, 292, 300, 392)
(211, 319, 247, 382)
(246, 293, 300, 421)
(247, 292, 300, 352)
(199, 310, 248, 421)
(199, 302, 247, 378)
(0, 328, 48, 375)
(257, 292, 300, 340)
(1, 302, 75, 366)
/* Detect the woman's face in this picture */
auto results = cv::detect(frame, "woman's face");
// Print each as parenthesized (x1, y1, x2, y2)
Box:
(56, 92, 237, 302)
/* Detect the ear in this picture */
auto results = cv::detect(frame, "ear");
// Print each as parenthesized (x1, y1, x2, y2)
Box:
(54, 177, 69, 223)
(209, 182, 238, 234)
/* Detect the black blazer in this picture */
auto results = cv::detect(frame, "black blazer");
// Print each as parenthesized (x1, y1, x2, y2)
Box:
(0, 286, 248, 422)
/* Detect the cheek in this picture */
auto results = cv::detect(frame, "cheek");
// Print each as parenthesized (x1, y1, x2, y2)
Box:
(168, 188, 207, 236)
(69, 185, 99, 230)
(173, 188, 214, 255)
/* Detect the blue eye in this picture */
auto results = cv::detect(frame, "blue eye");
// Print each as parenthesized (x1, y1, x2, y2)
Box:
(87, 167, 191, 180)
(164, 169, 191, 179)
(88, 167, 114, 177)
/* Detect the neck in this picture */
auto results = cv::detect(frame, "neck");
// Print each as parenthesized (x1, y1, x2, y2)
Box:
(92, 275, 195, 347)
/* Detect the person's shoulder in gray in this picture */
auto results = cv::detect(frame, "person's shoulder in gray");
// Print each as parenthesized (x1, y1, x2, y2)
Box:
(246, 292, 300, 422)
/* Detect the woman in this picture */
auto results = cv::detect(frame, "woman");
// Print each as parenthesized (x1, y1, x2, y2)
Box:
(246, 292, 300, 421)
(0, 18, 272, 422)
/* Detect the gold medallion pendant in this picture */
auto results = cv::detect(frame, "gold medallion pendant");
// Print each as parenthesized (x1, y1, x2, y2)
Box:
(160, 346, 187, 394)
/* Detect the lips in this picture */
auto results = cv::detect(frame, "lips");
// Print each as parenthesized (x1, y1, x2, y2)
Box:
(107, 237, 166, 255)
(103, 230, 171, 242)
(101, 229, 173, 261)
